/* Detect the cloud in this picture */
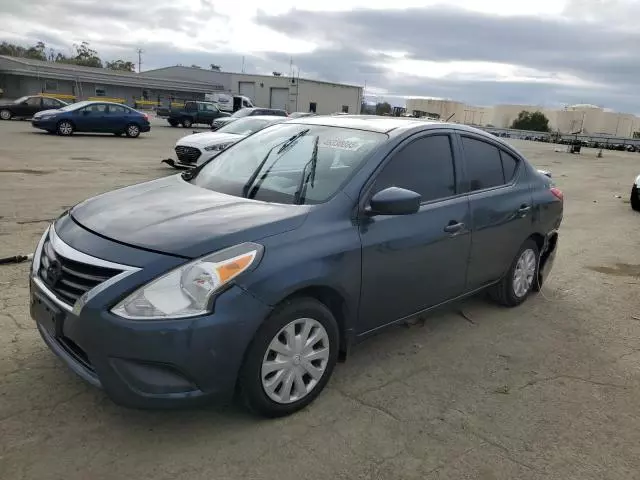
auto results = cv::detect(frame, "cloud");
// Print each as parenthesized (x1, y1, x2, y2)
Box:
(2, 0, 640, 112)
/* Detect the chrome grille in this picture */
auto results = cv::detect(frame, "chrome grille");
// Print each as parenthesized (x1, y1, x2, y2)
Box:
(38, 234, 122, 306)
(175, 145, 201, 164)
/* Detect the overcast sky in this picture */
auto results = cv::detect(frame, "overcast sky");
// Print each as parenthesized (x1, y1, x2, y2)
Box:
(2, 0, 639, 112)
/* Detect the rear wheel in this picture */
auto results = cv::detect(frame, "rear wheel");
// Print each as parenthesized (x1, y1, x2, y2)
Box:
(238, 297, 339, 417)
(0, 109, 12, 120)
(125, 123, 140, 138)
(181, 118, 193, 128)
(489, 239, 539, 307)
(56, 120, 74, 136)
(631, 186, 640, 211)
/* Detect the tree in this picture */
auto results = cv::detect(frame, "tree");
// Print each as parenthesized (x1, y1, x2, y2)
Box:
(375, 101, 392, 116)
(511, 110, 550, 132)
(70, 41, 102, 68)
(0, 41, 47, 61)
(191, 64, 202, 69)
(210, 64, 221, 71)
(105, 60, 136, 72)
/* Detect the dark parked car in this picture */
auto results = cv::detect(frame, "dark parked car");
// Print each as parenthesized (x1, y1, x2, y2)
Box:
(211, 107, 288, 130)
(160, 101, 230, 128)
(631, 174, 640, 211)
(30, 117, 562, 416)
(0, 95, 68, 120)
(31, 101, 151, 137)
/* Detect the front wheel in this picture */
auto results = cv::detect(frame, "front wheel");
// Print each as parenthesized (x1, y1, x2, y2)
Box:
(125, 123, 140, 138)
(181, 118, 193, 128)
(631, 186, 640, 212)
(489, 239, 540, 307)
(238, 298, 339, 417)
(56, 120, 74, 136)
(0, 109, 12, 120)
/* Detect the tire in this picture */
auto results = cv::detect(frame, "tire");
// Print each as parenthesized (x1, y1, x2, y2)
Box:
(631, 186, 640, 212)
(489, 239, 540, 307)
(0, 109, 12, 120)
(181, 118, 193, 128)
(125, 123, 140, 138)
(56, 120, 74, 136)
(238, 297, 339, 417)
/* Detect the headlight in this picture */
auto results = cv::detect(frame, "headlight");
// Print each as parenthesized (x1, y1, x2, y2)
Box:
(204, 142, 233, 151)
(111, 242, 263, 320)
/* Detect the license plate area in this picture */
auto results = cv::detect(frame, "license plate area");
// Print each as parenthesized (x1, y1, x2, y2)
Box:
(31, 292, 64, 338)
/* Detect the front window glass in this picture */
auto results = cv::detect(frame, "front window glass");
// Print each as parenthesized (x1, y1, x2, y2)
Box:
(14, 96, 29, 104)
(217, 117, 278, 135)
(192, 124, 387, 205)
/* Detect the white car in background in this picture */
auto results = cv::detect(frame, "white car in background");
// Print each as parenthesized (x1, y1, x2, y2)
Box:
(163, 116, 286, 169)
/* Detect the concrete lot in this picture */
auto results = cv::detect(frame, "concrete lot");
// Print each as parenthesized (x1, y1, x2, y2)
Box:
(1, 117, 639, 480)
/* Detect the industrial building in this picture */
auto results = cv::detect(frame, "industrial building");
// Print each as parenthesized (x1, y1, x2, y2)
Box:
(406, 97, 640, 136)
(140, 66, 363, 114)
(0, 56, 364, 114)
(0, 55, 221, 106)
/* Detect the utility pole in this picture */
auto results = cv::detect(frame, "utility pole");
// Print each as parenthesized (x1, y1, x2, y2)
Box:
(137, 48, 143, 73)
(241, 56, 245, 73)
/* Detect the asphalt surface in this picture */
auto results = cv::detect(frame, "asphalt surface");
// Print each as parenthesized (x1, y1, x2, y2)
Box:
(1, 116, 639, 480)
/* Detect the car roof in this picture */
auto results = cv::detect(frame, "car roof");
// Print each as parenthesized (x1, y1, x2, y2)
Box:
(286, 114, 506, 140)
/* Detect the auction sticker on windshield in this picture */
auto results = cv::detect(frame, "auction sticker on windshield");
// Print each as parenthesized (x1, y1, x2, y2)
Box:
(322, 138, 363, 151)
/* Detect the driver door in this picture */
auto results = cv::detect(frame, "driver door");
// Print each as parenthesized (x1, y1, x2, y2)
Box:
(357, 132, 471, 335)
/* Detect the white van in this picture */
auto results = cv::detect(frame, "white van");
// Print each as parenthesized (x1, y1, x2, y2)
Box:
(204, 93, 254, 113)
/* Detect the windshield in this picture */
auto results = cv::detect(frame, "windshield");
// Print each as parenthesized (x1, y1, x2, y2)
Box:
(217, 117, 279, 135)
(191, 123, 387, 205)
(60, 101, 91, 112)
(14, 96, 29, 104)
(231, 108, 252, 118)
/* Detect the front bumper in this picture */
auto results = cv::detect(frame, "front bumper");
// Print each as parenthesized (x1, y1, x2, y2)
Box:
(29, 227, 272, 409)
(31, 118, 56, 130)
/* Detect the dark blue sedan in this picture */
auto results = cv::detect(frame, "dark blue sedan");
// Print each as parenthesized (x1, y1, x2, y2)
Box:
(31, 101, 151, 138)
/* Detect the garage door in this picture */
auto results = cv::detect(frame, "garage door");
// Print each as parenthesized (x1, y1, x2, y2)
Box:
(270, 87, 289, 110)
(238, 82, 255, 102)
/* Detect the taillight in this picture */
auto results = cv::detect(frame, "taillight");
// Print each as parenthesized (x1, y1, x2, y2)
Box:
(550, 187, 563, 201)
(142, 113, 149, 121)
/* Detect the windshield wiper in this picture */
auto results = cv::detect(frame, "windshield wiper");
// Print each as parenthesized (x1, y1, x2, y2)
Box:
(293, 136, 320, 205)
(242, 129, 310, 199)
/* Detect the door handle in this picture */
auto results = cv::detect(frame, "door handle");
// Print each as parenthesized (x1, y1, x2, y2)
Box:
(518, 204, 531, 216)
(444, 221, 465, 234)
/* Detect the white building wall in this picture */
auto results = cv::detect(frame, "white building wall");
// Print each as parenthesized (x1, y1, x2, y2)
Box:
(228, 73, 362, 114)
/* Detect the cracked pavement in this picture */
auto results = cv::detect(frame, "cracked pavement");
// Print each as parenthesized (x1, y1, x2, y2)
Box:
(1, 118, 640, 479)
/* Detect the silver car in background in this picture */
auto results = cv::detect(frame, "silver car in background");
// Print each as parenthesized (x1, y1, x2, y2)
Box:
(163, 116, 286, 169)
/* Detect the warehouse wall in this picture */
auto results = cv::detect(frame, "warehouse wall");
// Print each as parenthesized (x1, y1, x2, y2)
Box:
(0, 74, 204, 106)
(228, 73, 362, 114)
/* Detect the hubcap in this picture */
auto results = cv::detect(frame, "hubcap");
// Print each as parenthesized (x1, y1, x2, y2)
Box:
(59, 123, 72, 134)
(513, 248, 536, 298)
(0, 110, 10, 120)
(261, 318, 330, 404)
(128, 126, 139, 136)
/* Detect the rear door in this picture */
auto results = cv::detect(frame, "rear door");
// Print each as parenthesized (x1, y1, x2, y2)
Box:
(106, 104, 129, 131)
(358, 131, 471, 334)
(77, 103, 108, 132)
(456, 133, 534, 290)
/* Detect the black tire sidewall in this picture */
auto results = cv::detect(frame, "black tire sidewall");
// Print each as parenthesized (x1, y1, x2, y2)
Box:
(239, 297, 339, 417)
(631, 186, 640, 211)
(504, 239, 540, 305)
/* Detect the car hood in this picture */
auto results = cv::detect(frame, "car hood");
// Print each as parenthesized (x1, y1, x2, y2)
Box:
(33, 109, 62, 118)
(176, 132, 243, 148)
(69, 175, 309, 258)
(214, 117, 236, 125)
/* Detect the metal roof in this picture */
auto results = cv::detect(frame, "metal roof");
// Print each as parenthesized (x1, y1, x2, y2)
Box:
(0, 55, 224, 93)
(143, 65, 363, 89)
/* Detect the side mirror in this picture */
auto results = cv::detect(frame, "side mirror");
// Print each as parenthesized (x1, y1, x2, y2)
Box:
(367, 187, 421, 216)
